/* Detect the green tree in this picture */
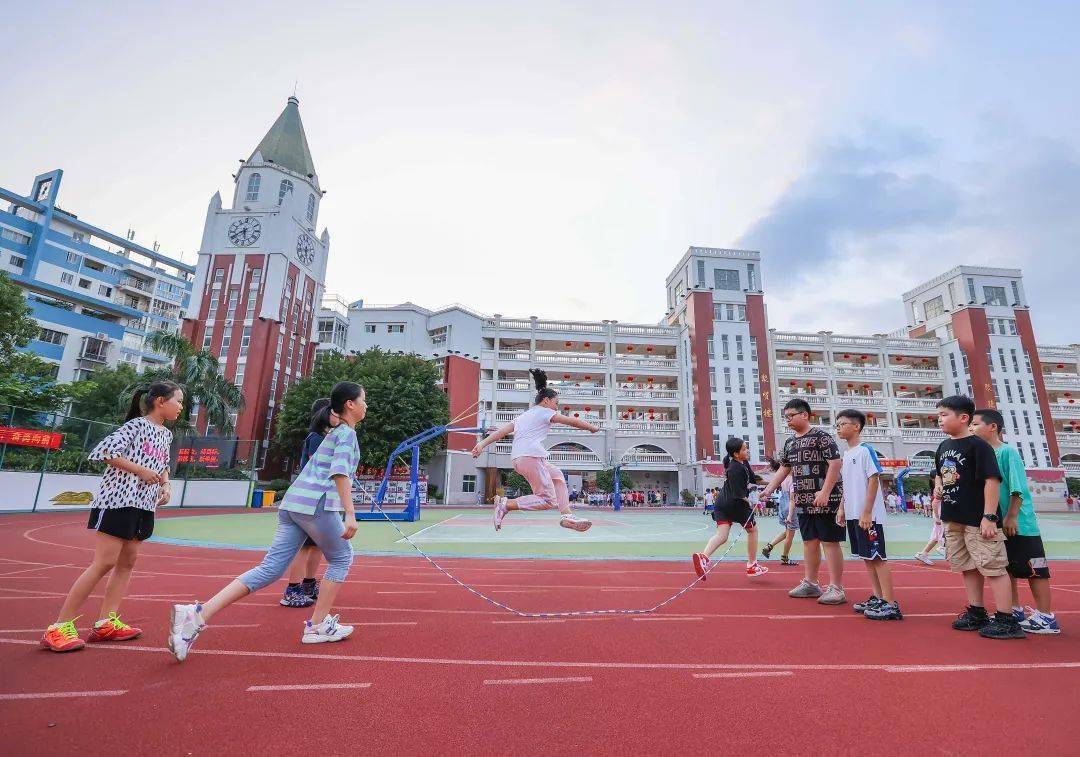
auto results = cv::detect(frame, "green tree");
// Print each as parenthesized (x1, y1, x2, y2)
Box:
(0, 271, 38, 363)
(1066, 478, 1079, 497)
(273, 349, 449, 469)
(0, 352, 89, 412)
(502, 470, 532, 495)
(595, 467, 633, 493)
(139, 330, 244, 435)
(70, 363, 140, 426)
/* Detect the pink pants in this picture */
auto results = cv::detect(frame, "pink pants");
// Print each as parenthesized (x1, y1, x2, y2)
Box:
(512, 456, 571, 514)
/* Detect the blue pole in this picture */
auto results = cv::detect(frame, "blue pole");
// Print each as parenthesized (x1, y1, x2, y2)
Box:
(613, 465, 622, 511)
(896, 467, 910, 512)
(408, 444, 420, 520)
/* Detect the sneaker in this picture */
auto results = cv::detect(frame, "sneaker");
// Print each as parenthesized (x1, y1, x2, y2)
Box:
(788, 579, 822, 598)
(853, 595, 882, 615)
(978, 615, 1026, 640)
(168, 603, 206, 662)
(41, 619, 84, 653)
(1011, 606, 1027, 623)
(559, 515, 592, 533)
(281, 584, 315, 608)
(87, 611, 141, 642)
(302, 614, 354, 644)
(1020, 612, 1061, 635)
(818, 584, 847, 605)
(493, 496, 508, 531)
(761, 543, 774, 559)
(692, 553, 711, 580)
(302, 579, 320, 600)
(865, 601, 904, 621)
(936, 544, 947, 556)
(952, 605, 990, 631)
(746, 562, 769, 577)
(914, 552, 934, 565)
(780, 555, 799, 566)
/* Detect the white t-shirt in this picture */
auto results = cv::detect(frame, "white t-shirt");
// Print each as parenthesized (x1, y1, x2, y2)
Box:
(841, 443, 886, 523)
(510, 406, 556, 459)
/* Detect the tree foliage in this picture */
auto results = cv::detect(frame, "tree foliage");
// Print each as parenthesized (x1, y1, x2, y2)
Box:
(502, 470, 532, 495)
(0, 271, 38, 363)
(0, 352, 90, 412)
(594, 467, 633, 493)
(70, 363, 140, 426)
(273, 349, 449, 469)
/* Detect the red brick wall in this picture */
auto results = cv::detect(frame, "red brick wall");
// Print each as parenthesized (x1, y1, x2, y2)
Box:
(685, 291, 715, 461)
(745, 294, 776, 456)
(951, 309, 996, 408)
(444, 355, 480, 451)
(1014, 309, 1061, 466)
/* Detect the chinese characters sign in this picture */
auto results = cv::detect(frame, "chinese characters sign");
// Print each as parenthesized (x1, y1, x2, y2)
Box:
(0, 426, 63, 450)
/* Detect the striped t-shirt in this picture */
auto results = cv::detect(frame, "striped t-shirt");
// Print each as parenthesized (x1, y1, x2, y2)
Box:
(280, 424, 359, 514)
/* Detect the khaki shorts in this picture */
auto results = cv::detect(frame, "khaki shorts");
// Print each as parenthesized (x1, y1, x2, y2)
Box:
(944, 523, 1007, 576)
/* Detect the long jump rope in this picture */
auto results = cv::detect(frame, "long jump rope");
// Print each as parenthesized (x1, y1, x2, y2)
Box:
(363, 400, 756, 618)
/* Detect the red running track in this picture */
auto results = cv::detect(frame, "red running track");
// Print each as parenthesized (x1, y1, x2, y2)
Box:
(2, 510, 1079, 756)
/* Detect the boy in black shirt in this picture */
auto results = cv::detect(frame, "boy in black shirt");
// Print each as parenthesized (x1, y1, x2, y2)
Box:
(934, 395, 1021, 640)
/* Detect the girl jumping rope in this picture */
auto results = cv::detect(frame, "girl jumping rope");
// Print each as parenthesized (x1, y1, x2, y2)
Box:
(280, 398, 340, 609)
(41, 381, 183, 652)
(471, 369, 598, 532)
(168, 382, 365, 661)
(692, 437, 770, 580)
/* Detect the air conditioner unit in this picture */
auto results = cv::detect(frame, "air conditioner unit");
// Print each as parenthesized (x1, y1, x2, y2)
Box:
(95, 332, 108, 341)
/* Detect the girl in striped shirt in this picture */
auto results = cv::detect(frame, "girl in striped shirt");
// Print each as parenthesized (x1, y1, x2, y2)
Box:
(168, 382, 366, 660)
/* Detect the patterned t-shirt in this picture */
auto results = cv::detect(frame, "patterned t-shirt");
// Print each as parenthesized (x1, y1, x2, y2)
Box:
(280, 423, 360, 515)
(87, 416, 173, 512)
(780, 428, 844, 514)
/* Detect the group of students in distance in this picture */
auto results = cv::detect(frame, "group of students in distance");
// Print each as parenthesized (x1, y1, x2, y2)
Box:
(692, 394, 1059, 636)
(39, 371, 1058, 656)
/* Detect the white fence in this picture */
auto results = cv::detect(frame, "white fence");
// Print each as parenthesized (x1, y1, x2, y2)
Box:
(0, 470, 252, 512)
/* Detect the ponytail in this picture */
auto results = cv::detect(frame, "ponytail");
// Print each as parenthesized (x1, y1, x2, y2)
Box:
(722, 437, 745, 468)
(530, 369, 558, 406)
(308, 397, 332, 435)
(125, 380, 181, 422)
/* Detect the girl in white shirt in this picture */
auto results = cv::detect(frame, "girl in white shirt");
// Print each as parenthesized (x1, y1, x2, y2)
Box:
(472, 369, 600, 532)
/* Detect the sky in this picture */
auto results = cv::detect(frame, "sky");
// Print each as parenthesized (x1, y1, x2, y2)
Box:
(4, 1, 1078, 342)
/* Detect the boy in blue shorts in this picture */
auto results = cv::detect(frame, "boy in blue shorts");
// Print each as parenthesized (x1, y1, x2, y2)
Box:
(972, 409, 1060, 634)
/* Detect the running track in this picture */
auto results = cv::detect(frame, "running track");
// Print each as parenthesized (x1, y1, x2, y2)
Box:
(2, 510, 1079, 756)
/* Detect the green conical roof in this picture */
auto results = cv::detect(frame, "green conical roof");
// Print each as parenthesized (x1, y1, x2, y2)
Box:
(249, 96, 316, 178)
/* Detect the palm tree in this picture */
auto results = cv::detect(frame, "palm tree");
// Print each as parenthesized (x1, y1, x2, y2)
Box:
(129, 330, 245, 436)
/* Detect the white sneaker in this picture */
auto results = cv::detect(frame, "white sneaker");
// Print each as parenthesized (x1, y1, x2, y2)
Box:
(168, 603, 206, 662)
(302, 614, 354, 644)
(914, 552, 934, 565)
(493, 496, 508, 531)
(559, 515, 593, 532)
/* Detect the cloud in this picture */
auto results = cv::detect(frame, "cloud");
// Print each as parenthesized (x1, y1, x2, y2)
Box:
(737, 120, 1080, 343)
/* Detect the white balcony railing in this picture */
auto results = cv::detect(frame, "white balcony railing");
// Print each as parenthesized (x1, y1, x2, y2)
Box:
(899, 428, 946, 442)
(616, 389, 678, 400)
(775, 363, 828, 376)
(831, 336, 880, 348)
(1038, 345, 1076, 359)
(1048, 404, 1080, 419)
(559, 386, 607, 398)
(772, 332, 825, 345)
(621, 451, 678, 466)
(616, 420, 680, 435)
(890, 368, 944, 380)
(535, 352, 605, 367)
(497, 350, 531, 362)
(615, 356, 678, 369)
(894, 398, 940, 409)
(1062, 461, 1080, 476)
(885, 338, 939, 351)
(834, 367, 883, 378)
(495, 381, 532, 392)
(1057, 432, 1080, 448)
(615, 324, 675, 337)
(860, 428, 893, 441)
(547, 450, 603, 464)
(838, 395, 888, 409)
(1043, 375, 1080, 390)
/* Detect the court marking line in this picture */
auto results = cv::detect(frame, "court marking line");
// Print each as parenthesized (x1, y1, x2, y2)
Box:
(631, 616, 702, 622)
(483, 676, 593, 685)
(493, 619, 566, 625)
(0, 689, 127, 700)
(375, 590, 437, 595)
(393, 514, 464, 543)
(693, 671, 794, 679)
(1, 638, 1077, 674)
(247, 682, 372, 692)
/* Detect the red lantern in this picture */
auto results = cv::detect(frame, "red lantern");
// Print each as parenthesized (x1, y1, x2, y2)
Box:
(925, 386, 932, 391)
(584, 342, 591, 348)
(647, 377, 654, 383)
(803, 352, 810, 357)
(806, 381, 813, 387)
(573, 413, 580, 417)
(843, 354, 850, 359)
(563, 374, 570, 379)
(905, 415, 913, 420)
(1066, 393, 1073, 398)
(787, 352, 794, 356)
(565, 341, 572, 347)
(922, 358, 929, 363)
(1070, 400, 1076, 405)
(860, 355, 868, 360)
(862, 384, 870, 389)
(584, 375, 591, 381)
(627, 346, 635, 352)
(847, 383, 854, 388)
(646, 346, 654, 352)
(563, 406, 570, 411)
(648, 414, 656, 421)
(790, 381, 797, 386)
(648, 408, 655, 413)
(868, 414, 876, 420)
(628, 376, 635, 381)
(628, 408, 636, 413)
(895, 356, 903, 362)
(584, 406, 591, 412)
(621, 413, 628, 420)
(1058, 364, 1065, 369)
(899, 385, 907, 391)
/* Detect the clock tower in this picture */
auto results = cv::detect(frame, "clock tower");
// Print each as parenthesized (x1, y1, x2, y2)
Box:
(183, 95, 330, 471)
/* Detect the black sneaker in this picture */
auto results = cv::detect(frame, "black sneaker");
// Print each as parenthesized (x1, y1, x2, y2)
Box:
(761, 543, 774, 559)
(979, 615, 1026, 640)
(301, 579, 319, 600)
(780, 555, 799, 566)
(853, 595, 882, 615)
(280, 585, 315, 608)
(866, 601, 903, 621)
(952, 606, 990, 631)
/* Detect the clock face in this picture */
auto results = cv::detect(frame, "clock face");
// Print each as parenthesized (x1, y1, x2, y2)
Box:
(36, 180, 52, 201)
(227, 217, 261, 247)
(296, 234, 316, 266)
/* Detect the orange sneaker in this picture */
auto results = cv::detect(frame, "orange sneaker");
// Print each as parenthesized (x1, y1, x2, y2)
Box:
(87, 612, 142, 642)
(42, 619, 85, 652)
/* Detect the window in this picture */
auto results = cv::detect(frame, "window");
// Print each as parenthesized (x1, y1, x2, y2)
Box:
(462, 474, 477, 494)
(58, 271, 73, 286)
(1022, 410, 1032, 435)
(66, 251, 81, 265)
(738, 368, 746, 394)
(747, 263, 757, 291)
(966, 277, 976, 302)
(706, 340, 714, 358)
(735, 335, 744, 361)
(245, 173, 261, 202)
(1029, 443, 1038, 466)
(740, 401, 748, 425)
(714, 269, 740, 290)
(226, 290, 238, 319)
(750, 336, 758, 360)
(38, 328, 66, 345)
(1010, 410, 1019, 435)
(1017, 443, 1026, 465)
(8, 254, 25, 269)
(1008, 319, 1017, 336)
(752, 368, 759, 393)
(983, 286, 1007, 306)
(250, 268, 261, 286)
(924, 296, 944, 320)
(98, 284, 112, 297)
(307, 194, 316, 223)
(221, 329, 232, 350)
(755, 401, 762, 424)
(998, 348, 1007, 372)
(234, 366, 245, 388)
(713, 436, 722, 456)
(713, 303, 723, 321)
(246, 288, 257, 317)
(364, 324, 376, 334)
(270, 369, 279, 394)
(202, 328, 213, 350)
(723, 367, 731, 391)
(1023, 351, 1032, 372)
(695, 260, 706, 287)
(213, 268, 224, 285)
(949, 353, 958, 378)
(709, 372, 716, 390)
(207, 292, 219, 318)
(278, 179, 293, 205)
(710, 403, 718, 422)
(721, 334, 729, 360)
(1016, 381, 1025, 403)
(0, 228, 32, 245)
(1004, 379, 1013, 402)
(240, 326, 251, 356)
(726, 400, 734, 425)
(387, 324, 405, 333)
(1011, 280, 1021, 305)
(737, 305, 746, 321)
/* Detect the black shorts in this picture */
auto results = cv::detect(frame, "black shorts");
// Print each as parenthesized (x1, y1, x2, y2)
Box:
(712, 499, 756, 531)
(847, 519, 887, 560)
(1005, 535, 1051, 580)
(88, 506, 155, 541)
(302, 536, 316, 548)
(798, 511, 846, 543)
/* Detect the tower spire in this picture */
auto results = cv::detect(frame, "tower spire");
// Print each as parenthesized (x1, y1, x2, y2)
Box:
(248, 96, 316, 179)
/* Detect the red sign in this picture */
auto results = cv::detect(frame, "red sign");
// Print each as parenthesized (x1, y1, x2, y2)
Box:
(0, 426, 62, 450)
(177, 447, 222, 467)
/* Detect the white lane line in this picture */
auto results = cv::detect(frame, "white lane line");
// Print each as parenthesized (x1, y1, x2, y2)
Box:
(0, 689, 127, 700)
(693, 671, 794, 679)
(493, 619, 566, 624)
(375, 591, 437, 595)
(394, 514, 464, 543)
(486, 589, 550, 594)
(767, 615, 836, 620)
(353, 621, 418, 626)
(483, 676, 593, 686)
(885, 665, 983, 673)
(631, 616, 702, 622)
(247, 682, 372, 692)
